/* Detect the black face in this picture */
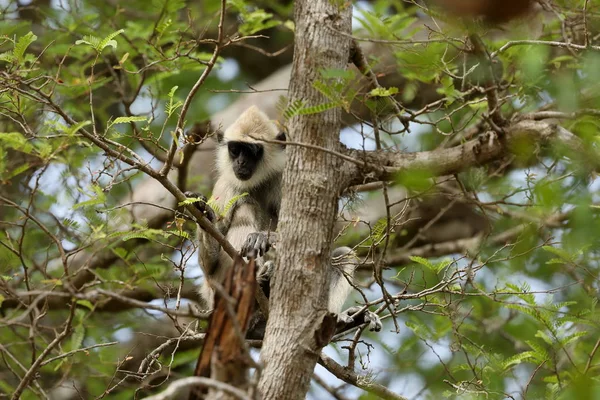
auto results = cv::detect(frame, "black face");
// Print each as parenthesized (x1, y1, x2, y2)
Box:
(228, 141, 264, 181)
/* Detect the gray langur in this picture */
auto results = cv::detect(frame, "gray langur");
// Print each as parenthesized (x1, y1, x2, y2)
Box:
(186, 106, 381, 333)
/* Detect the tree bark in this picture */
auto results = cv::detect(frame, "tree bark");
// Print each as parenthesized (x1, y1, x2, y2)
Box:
(258, 1, 352, 399)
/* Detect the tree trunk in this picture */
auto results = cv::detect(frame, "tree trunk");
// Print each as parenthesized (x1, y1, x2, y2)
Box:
(258, 1, 352, 399)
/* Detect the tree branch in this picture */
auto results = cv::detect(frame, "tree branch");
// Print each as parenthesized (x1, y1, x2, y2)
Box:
(141, 377, 251, 400)
(319, 353, 408, 400)
(343, 120, 598, 186)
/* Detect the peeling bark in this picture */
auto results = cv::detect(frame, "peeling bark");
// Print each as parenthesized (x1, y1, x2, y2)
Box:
(191, 257, 257, 400)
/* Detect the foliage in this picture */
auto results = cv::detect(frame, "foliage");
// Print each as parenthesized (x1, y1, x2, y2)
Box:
(1, 0, 600, 399)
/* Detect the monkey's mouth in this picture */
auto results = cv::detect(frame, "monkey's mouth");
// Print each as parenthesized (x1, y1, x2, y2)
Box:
(235, 170, 253, 181)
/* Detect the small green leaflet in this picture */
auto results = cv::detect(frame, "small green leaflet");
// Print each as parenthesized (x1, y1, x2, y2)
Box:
(166, 86, 182, 117)
(75, 29, 125, 53)
(13, 32, 37, 64)
(108, 116, 147, 129)
(369, 87, 399, 97)
(409, 256, 451, 273)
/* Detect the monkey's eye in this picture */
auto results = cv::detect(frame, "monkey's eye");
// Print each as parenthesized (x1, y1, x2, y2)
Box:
(276, 132, 286, 142)
(228, 143, 241, 158)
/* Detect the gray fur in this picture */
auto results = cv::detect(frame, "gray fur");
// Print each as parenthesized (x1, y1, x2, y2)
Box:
(189, 106, 381, 332)
(192, 106, 284, 310)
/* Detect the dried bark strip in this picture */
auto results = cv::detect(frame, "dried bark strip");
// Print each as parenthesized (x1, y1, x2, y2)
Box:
(190, 257, 257, 400)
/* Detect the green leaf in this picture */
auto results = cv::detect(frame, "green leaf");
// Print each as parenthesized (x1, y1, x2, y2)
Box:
(166, 86, 182, 117)
(560, 331, 588, 347)
(72, 185, 106, 210)
(108, 116, 147, 129)
(283, 99, 306, 120)
(298, 102, 340, 115)
(369, 87, 399, 97)
(179, 195, 206, 207)
(395, 168, 434, 192)
(76, 300, 95, 311)
(502, 351, 536, 370)
(75, 29, 124, 52)
(5, 163, 31, 180)
(221, 193, 248, 216)
(368, 218, 388, 246)
(121, 228, 171, 242)
(535, 330, 553, 345)
(75, 35, 101, 49)
(542, 245, 574, 263)
(409, 256, 436, 272)
(13, 32, 37, 64)
(525, 340, 550, 363)
(69, 324, 85, 353)
(0, 52, 14, 63)
(65, 120, 92, 136)
(0, 132, 34, 154)
(239, 9, 281, 36)
(98, 29, 125, 51)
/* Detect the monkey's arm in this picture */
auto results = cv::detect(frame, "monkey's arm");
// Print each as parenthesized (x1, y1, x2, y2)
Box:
(185, 191, 223, 276)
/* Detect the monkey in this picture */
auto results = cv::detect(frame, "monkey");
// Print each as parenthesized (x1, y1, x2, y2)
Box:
(185, 105, 285, 311)
(185, 105, 381, 335)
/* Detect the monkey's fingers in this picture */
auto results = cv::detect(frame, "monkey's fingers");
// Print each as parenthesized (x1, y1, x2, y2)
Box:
(184, 191, 208, 209)
(241, 234, 259, 258)
(259, 236, 271, 255)
(242, 232, 271, 258)
(184, 191, 218, 223)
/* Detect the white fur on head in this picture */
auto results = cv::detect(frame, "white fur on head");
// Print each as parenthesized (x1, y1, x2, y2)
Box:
(216, 106, 287, 190)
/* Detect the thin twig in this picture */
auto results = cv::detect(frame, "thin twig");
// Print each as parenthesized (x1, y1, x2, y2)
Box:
(141, 377, 251, 400)
(40, 341, 119, 367)
(11, 303, 76, 399)
(160, 0, 227, 176)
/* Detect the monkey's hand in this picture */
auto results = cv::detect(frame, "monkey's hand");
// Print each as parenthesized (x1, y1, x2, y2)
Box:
(184, 191, 216, 223)
(338, 306, 382, 332)
(241, 231, 279, 259)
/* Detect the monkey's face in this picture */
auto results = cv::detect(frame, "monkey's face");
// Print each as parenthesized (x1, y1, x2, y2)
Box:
(228, 141, 264, 181)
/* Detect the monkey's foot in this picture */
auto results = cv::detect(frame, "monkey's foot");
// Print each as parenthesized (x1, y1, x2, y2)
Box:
(363, 310, 382, 332)
(336, 311, 355, 325)
(339, 307, 382, 332)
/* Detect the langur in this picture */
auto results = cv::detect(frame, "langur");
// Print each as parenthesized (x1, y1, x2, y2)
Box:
(186, 106, 381, 333)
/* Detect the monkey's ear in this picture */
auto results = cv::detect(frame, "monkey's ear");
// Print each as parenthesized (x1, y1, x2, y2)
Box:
(216, 131, 224, 143)
(276, 132, 286, 148)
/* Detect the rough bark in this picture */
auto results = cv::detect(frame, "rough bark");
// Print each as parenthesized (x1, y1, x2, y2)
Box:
(257, 1, 352, 399)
